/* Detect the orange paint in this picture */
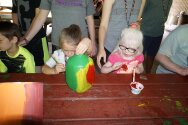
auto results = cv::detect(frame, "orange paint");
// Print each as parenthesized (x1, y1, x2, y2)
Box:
(0, 82, 43, 124)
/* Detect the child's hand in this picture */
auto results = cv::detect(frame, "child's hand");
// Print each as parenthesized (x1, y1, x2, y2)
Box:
(54, 63, 65, 74)
(76, 38, 91, 55)
(112, 62, 122, 71)
(128, 60, 139, 69)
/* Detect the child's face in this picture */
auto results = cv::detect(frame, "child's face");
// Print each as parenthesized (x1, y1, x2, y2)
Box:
(62, 42, 77, 57)
(0, 33, 12, 51)
(118, 43, 138, 57)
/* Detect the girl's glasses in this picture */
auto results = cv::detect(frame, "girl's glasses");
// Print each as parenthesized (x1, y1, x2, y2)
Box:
(119, 45, 137, 53)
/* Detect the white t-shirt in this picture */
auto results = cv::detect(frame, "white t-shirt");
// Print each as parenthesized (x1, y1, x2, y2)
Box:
(46, 49, 65, 68)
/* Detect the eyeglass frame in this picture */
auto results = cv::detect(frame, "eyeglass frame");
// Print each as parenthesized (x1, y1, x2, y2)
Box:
(119, 44, 137, 53)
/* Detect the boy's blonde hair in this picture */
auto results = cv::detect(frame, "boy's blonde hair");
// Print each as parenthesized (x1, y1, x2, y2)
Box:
(59, 24, 82, 47)
(114, 28, 143, 54)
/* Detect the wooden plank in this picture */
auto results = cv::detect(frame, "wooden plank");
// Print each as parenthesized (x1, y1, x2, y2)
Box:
(43, 98, 188, 119)
(0, 73, 65, 83)
(1, 73, 188, 125)
(44, 84, 188, 98)
(1, 74, 188, 84)
(44, 118, 188, 125)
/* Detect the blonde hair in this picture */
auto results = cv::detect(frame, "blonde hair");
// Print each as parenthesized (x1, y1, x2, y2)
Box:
(114, 28, 143, 55)
(59, 24, 82, 47)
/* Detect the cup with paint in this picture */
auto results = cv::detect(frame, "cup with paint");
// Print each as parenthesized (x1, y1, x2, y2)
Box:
(130, 81, 144, 94)
(130, 68, 144, 94)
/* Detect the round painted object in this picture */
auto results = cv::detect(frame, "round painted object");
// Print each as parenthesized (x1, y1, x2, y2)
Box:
(66, 54, 95, 93)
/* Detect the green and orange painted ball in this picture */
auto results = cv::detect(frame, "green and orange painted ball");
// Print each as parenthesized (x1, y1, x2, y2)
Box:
(65, 54, 95, 93)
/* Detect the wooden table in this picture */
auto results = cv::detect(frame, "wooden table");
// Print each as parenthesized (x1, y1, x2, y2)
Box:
(0, 73, 188, 125)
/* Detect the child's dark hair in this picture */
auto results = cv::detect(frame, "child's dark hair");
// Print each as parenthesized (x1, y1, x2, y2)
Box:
(60, 24, 82, 46)
(0, 21, 21, 41)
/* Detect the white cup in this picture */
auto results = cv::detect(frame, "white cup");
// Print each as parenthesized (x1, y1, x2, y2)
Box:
(130, 82, 144, 94)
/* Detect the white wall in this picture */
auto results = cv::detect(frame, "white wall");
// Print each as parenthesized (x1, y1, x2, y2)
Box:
(0, 0, 12, 7)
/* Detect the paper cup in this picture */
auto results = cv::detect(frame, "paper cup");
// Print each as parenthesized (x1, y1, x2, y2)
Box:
(130, 82, 144, 94)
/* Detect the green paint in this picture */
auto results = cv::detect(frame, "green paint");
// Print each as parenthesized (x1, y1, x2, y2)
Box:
(176, 101, 182, 107)
(178, 118, 188, 125)
(175, 101, 187, 113)
(161, 96, 188, 113)
(163, 120, 172, 125)
(65, 54, 90, 92)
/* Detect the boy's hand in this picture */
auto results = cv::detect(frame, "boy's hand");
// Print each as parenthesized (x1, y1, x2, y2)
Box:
(76, 38, 91, 55)
(54, 63, 65, 74)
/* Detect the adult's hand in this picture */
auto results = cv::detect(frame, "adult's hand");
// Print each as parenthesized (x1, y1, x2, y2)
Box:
(88, 41, 97, 57)
(76, 38, 91, 55)
(97, 48, 106, 69)
(18, 37, 28, 46)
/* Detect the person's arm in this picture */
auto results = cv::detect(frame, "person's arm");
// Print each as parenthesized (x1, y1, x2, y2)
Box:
(137, 0, 146, 21)
(42, 64, 65, 75)
(12, 13, 19, 25)
(25, 54, 36, 73)
(86, 15, 96, 56)
(97, 0, 115, 69)
(101, 61, 122, 73)
(133, 0, 146, 28)
(11, 0, 19, 25)
(101, 61, 114, 73)
(76, 37, 91, 55)
(42, 64, 57, 74)
(136, 63, 144, 74)
(19, 9, 49, 46)
(156, 53, 188, 76)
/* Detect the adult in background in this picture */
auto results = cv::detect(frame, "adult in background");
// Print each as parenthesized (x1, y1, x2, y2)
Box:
(155, 24, 188, 76)
(97, 0, 146, 69)
(19, 0, 97, 56)
(12, 0, 49, 73)
(141, 0, 172, 73)
(162, 0, 188, 42)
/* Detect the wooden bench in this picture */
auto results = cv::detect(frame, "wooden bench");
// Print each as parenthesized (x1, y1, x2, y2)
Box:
(0, 73, 188, 125)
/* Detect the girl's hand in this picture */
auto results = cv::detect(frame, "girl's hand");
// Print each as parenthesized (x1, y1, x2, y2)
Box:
(112, 62, 122, 71)
(54, 63, 65, 74)
(76, 38, 91, 55)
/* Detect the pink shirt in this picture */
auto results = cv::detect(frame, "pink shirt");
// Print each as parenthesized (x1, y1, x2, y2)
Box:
(108, 52, 144, 74)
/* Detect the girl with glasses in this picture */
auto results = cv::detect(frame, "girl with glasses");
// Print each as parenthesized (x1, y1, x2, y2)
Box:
(101, 28, 144, 74)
